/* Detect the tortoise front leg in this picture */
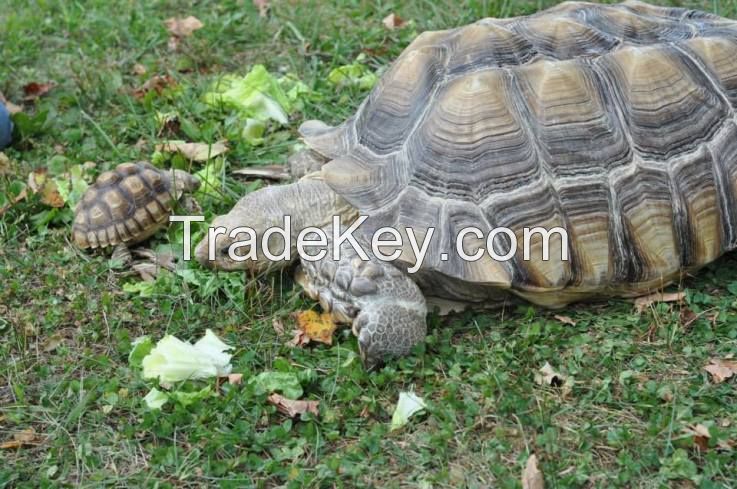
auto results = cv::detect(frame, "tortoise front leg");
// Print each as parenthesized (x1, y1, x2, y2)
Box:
(297, 227, 427, 370)
(111, 243, 132, 266)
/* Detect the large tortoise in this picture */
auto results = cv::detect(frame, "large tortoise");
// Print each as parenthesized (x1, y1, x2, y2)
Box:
(196, 0, 737, 368)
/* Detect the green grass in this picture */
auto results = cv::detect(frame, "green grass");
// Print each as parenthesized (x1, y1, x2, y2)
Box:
(3, 0, 737, 487)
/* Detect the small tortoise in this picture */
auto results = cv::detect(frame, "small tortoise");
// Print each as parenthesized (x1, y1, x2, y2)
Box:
(73, 162, 200, 259)
(196, 1, 737, 368)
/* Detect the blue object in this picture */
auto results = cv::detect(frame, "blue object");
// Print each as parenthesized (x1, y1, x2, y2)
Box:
(0, 103, 13, 149)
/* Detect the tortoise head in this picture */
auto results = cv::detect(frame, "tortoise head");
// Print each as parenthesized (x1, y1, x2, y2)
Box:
(169, 169, 201, 197)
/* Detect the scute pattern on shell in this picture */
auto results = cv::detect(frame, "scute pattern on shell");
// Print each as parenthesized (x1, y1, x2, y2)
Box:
(302, 0, 737, 306)
(72, 162, 177, 249)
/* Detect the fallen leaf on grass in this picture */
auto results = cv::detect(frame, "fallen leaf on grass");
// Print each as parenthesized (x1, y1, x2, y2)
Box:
(679, 307, 699, 329)
(0, 152, 11, 175)
(390, 391, 427, 431)
(0, 428, 37, 449)
(22, 81, 55, 101)
(535, 362, 566, 387)
(164, 16, 204, 37)
(553, 314, 576, 326)
(155, 140, 228, 162)
(0, 92, 22, 114)
(634, 291, 685, 313)
(272, 318, 285, 336)
(704, 358, 737, 384)
(232, 165, 290, 181)
(287, 329, 310, 347)
(253, 0, 269, 17)
(294, 310, 337, 345)
(382, 13, 406, 30)
(522, 454, 544, 489)
(268, 393, 319, 418)
(132, 75, 177, 99)
(27, 169, 64, 207)
(681, 423, 734, 451)
(132, 63, 147, 76)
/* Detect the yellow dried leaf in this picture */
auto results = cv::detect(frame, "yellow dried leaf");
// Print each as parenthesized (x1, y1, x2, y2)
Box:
(295, 310, 337, 345)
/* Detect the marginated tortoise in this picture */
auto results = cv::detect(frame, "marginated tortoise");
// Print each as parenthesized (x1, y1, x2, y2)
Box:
(196, 0, 737, 368)
(73, 162, 200, 259)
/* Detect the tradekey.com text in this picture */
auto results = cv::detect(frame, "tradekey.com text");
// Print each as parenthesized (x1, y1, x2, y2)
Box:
(172, 215, 569, 273)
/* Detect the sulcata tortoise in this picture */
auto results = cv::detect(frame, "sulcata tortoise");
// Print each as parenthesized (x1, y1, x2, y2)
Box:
(73, 162, 200, 260)
(196, 0, 737, 368)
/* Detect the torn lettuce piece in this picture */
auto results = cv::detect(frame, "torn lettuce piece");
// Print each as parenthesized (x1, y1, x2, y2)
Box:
(141, 329, 233, 383)
(203, 65, 311, 145)
(390, 391, 427, 431)
(193, 329, 234, 372)
(143, 388, 169, 410)
(128, 335, 154, 367)
(327, 55, 378, 90)
(171, 385, 215, 407)
(249, 371, 303, 399)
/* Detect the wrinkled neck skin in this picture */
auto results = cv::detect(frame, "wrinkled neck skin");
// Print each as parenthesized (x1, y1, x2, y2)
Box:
(195, 177, 357, 271)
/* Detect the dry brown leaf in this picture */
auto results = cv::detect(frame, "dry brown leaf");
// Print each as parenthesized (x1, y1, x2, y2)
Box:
(267, 393, 319, 418)
(155, 140, 229, 162)
(522, 454, 544, 489)
(287, 329, 310, 348)
(704, 358, 737, 384)
(382, 13, 406, 30)
(232, 165, 290, 181)
(27, 169, 64, 207)
(634, 291, 685, 313)
(553, 314, 576, 326)
(272, 318, 285, 336)
(22, 82, 55, 101)
(132, 63, 147, 76)
(0, 92, 22, 114)
(679, 307, 699, 329)
(683, 423, 712, 451)
(0, 428, 37, 449)
(164, 16, 204, 37)
(253, 0, 269, 17)
(535, 362, 565, 387)
(132, 75, 177, 99)
(295, 310, 337, 345)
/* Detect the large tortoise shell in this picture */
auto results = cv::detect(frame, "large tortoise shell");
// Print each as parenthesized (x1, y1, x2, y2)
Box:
(72, 162, 198, 249)
(302, 0, 737, 305)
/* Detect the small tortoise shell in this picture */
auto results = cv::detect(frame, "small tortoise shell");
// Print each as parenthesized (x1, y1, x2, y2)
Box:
(72, 162, 198, 249)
